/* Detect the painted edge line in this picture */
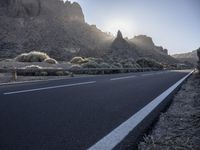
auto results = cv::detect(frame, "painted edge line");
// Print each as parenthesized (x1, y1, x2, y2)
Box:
(4, 81, 96, 95)
(110, 75, 136, 81)
(88, 70, 193, 150)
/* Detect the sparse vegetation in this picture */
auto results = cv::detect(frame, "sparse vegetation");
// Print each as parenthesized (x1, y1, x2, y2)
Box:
(70, 64, 82, 70)
(136, 58, 163, 69)
(112, 63, 123, 68)
(81, 60, 100, 68)
(44, 58, 58, 64)
(15, 51, 58, 64)
(70, 57, 88, 64)
(15, 51, 50, 62)
(23, 65, 43, 70)
(99, 62, 111, 68)
(139, 74, 200, 150)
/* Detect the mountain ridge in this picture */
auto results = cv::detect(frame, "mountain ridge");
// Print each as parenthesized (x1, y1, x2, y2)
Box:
(0, 0, 178, 65)
(172, 49, 199, 66)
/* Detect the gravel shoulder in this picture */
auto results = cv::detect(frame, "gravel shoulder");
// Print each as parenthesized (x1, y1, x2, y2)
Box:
(0, 59, 84, 84)
(139, 72, 200, 150)
(0, 73, 80, 84)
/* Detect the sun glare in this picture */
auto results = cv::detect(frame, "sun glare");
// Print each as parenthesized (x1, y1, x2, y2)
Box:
(104, 19, 136, 38)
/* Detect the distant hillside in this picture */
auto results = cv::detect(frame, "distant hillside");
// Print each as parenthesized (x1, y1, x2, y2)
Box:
(0, 0, 178, 65)
(172, 49, 199, 66)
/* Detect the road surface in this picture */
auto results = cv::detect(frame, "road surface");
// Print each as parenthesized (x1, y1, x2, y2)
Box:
(0, 70, 191, 150)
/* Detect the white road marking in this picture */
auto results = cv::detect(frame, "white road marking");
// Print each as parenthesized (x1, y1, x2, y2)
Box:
(110, 75, 136, 81)
(88, 71, 193, 150)
(4, 81, 96, 95)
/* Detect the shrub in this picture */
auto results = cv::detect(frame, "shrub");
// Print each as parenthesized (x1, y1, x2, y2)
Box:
(70, 57, 88, 64)
(99, 62, 111, 68)
(19, 65, 43, 76)
(15, 51, 50, 62)
(81, 60, 100, 68)
(136, 58, 163, 69)
(123, 62, 134, 68)
(87, 57, 104, 64)
(44, 58, 58, 64)
(112, 63, 123, 68)
(132, 63, 141, 69)
(23, 65, 42, 70)
(56, 71, 65, 76)
(35, 71, 48, 76)
(70, 64, 82, 70)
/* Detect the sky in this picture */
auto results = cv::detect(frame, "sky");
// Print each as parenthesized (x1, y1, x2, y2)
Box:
(66, 0, 200, 54)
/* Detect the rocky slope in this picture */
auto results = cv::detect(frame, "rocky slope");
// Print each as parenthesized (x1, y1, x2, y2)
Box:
(0, 0, 178, 65)
(172, 49, 199, 66)
(0, 0, 112, 60)
(107, 31, 178, 64)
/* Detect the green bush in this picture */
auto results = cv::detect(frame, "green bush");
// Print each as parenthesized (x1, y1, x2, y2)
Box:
(15, 51, 50, 62)
(44, 58, 58, 64)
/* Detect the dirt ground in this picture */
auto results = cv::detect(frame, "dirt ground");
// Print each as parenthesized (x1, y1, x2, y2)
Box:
(0, 59, 78, 84)
(0, 73, 78, 84)
(139, 73, 200, 150)
(0, 59, 71, 69)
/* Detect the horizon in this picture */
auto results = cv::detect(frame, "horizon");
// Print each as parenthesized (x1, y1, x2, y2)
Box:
(66, 0, 200, 54)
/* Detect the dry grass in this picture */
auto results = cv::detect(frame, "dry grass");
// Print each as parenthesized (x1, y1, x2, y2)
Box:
(70, 57, 88, 64)
(139, 73, 200, 150)
(15, 51, 50, 62)
(44, 58, 58, 64)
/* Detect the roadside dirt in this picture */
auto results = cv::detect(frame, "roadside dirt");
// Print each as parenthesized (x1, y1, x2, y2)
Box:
(0, 60, 83, 84)
(139, 73, 200, 150)
(0, 73, 76, 84)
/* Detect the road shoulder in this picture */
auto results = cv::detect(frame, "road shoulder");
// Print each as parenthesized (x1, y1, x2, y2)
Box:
(138, 73, 200, 150)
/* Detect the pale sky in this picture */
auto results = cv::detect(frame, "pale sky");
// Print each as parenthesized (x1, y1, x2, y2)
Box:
(66, 0, 200, 54)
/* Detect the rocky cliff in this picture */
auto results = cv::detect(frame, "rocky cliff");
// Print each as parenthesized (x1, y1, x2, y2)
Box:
(0, 0, 111, 60)
(0, 0, 177, 64)
(130, 35, 168, 55)
(104, 31, 177, 64)
(172, 49, 199, 66)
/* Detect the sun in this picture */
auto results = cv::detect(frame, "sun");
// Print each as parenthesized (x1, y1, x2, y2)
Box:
(104, 19, 136, 38)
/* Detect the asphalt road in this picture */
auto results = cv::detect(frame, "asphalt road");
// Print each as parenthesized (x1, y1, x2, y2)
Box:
(0, 70, 191, 150)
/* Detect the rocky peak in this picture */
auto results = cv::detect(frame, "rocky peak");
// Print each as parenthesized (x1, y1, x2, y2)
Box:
(116, 30, 123, 39)
(0, 0, 85, 22)
(111, 30, 130, 50)
(64, 2, 85, 22)
(132, 35, 155, 47)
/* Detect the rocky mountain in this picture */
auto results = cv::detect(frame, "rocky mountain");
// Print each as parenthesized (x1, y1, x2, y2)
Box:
(0, 0, 112, 60)
(197, 48, 200, 71)
(172, 49, 199, 66)
(108, 32, 177, 64)
(0, 0, 178, 65)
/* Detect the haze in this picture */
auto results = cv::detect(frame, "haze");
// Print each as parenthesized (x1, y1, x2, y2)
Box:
(67, 0, 200, 54)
